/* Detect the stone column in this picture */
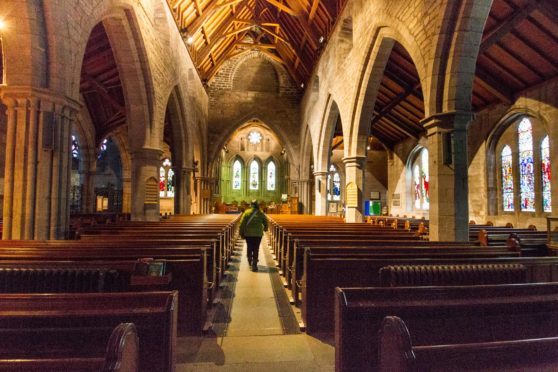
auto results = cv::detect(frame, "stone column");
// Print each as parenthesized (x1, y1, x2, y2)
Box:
(80, 170, 96, 214)
(423, 111, 472, 241)
(343, 156, 366, 223)
(173, 166, 193, 215)
(313, 171, 328, 216)
(298, 179, 312, 214)
(1, 88, 79, 239)
(121, 171, 132, 214)
(130, 148, 162, 221)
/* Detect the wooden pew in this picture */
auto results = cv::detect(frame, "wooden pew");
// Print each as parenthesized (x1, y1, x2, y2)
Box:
(288, 241, 515, 306)
(0, 243, 208, 335)
(0, 322, 139, 372)
(0, 291, 177, 372)
(303, 255, 558, 334)
(335, 283, 558, 372)
(378, 316, 558, 372)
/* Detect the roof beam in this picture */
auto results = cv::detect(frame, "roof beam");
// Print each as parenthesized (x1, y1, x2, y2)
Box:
(263, 0, 304, 16)
(479, 0, 542, 54)
(184, 0, 245, 35)
(82, 74, 124, 114)
(474, 67, 514, 104)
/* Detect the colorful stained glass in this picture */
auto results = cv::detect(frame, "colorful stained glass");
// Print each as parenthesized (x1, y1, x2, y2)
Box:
(518, 118, 535, 211)
(232, 160, 241, 190)
(267, 161, 276, 191)
(412, 149, 429, 210)
(71, 135, 80, 159)
(327, 164, 341, 201)
(542, 136, 551, 212)
(501, 145, 514, 211)
(167, 168, 175, 197)
(159, 167, 166, 197)
(249, 160, 259, 190)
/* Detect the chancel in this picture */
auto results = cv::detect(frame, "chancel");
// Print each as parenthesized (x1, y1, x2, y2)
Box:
(0, 0, 557, 371)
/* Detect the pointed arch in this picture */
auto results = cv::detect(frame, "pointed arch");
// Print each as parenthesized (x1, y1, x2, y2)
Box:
(265, 157, 277, 191)
(248, 157, 262, 191)
(231, 156, 244, 191)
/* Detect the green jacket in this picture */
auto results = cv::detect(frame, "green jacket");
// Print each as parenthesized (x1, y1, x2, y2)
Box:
(239, 208, 268, 238)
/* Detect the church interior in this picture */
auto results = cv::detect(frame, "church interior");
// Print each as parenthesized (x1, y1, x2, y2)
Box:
(0, 0, 557, 370)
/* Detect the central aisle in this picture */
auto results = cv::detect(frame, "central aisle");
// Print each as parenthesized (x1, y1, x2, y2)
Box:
(177, 235, 334, 371)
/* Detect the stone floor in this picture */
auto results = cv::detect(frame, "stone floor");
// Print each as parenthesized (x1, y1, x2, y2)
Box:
(177, 235, 334, 371)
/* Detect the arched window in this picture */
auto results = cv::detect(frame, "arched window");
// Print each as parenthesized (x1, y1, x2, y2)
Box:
(71, 135, 80, 159)
(267, 160, 276, 191)
(542, 136, 551, 212)
(501, 145, 514, 211)
(249, 160, 259, 190)
(327, 164, 341, 201)
(159, 158, 174, 198)
(232, 160, 242, 190)
(412, 149, 429, 210)
(518, 118, 535, 211)
(496, 116, 551, 214)
(98, 138, 109, 159)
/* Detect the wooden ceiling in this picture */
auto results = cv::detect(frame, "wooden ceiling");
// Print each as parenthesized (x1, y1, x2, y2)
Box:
(80, 23, 126, 146)
(368, 0, 558, 148)
(168, 0, 348, 84)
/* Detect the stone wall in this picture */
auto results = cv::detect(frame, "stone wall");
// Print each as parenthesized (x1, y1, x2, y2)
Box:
(206, 51, 301, 182)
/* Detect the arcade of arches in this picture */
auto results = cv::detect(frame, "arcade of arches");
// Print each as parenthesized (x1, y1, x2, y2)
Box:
(0, 0, 556, 242)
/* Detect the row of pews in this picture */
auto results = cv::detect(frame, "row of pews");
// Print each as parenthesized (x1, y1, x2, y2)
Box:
(268, 214, 558, 371)
(0, 214, 240, 371)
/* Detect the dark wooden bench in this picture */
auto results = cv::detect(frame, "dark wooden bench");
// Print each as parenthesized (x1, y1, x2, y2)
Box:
(303, 255, 558, 334)
(0, 291, 177, 372)
(335, 283, 558, 372)
(0, 322, 139, 372)
(378, 316, 558, 372)
(288, 242, 516, 306)
(0, 243, 207, 335)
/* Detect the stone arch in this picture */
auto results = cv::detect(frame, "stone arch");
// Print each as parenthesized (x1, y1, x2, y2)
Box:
(348, 26, 426, 159)
(70, 5, 154, 151)
(208, 115, 295, 177)
(316, 96, 341, 172)
(300, 124, 314, 180)
(427, 1, 491, 114)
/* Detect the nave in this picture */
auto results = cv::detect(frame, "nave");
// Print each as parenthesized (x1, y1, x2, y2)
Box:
(177, 236, 334, 371)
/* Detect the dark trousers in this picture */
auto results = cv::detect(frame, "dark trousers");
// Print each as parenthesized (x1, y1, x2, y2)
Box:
(245, 236, 262, 266)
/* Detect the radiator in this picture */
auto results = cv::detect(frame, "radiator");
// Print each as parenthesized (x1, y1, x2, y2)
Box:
(379, 264, 527, 287)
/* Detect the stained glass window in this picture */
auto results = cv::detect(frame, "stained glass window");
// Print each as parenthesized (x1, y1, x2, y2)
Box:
(98, 138, 108, 159)
(541, 136, 551, 212)
(159, 166, 166, 197)
(327, 164, 341, 201)
(412, 149, 429, 210)
(249, 160, 259, 190)
(501, 145, 514, 211)
(518, 118, 535, 211)
(167, 168, 175, 198)
(71, 135, 80, 159)
(267, 161, 276, 191)
(232, 160, 241, 190)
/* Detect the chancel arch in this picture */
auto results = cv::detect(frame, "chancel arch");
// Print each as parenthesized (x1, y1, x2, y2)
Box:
(214, 121, 288, 212)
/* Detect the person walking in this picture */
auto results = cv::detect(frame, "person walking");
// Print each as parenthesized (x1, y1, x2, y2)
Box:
(239, 200, 269, 272)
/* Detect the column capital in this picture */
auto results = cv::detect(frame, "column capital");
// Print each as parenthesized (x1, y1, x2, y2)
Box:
(421, 110, 474, 132)
(313, 171, 329, 177)
(342, 156, 366, 167)
(130, 148, 163, 162)
(0, 86, 82, 113)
